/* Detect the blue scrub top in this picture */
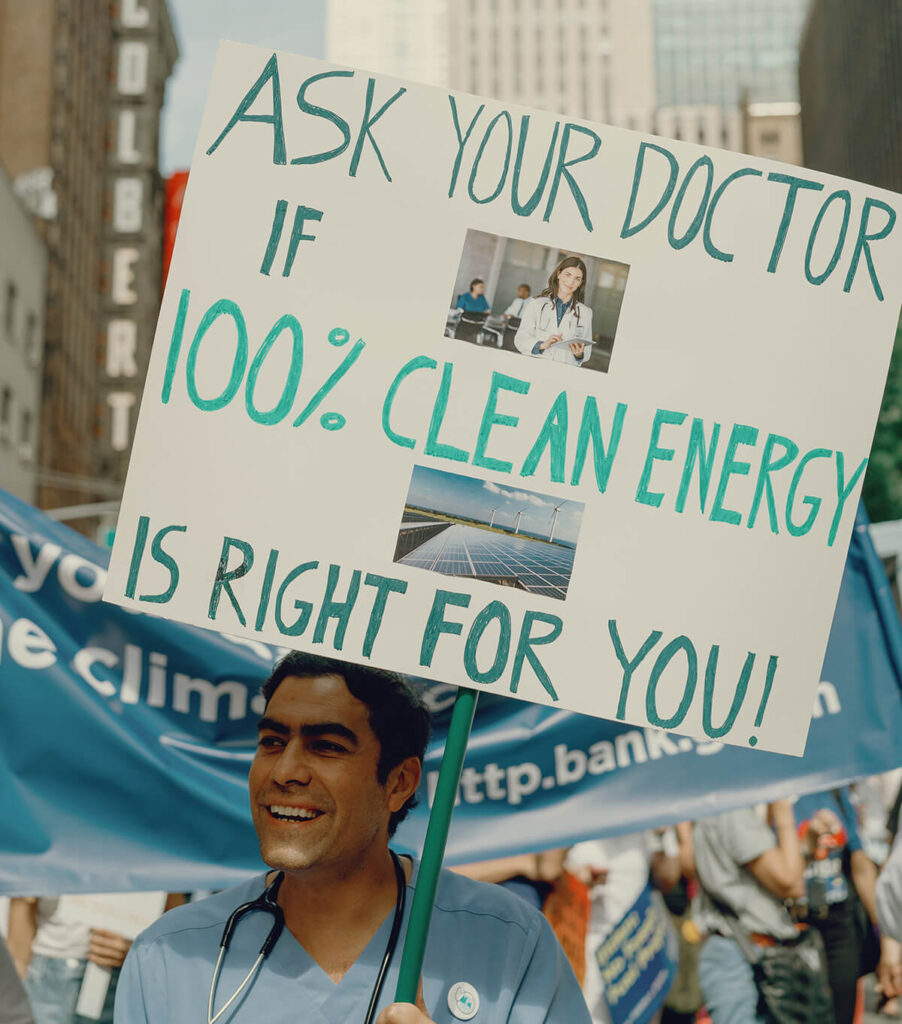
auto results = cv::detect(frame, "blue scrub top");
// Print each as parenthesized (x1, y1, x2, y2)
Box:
(455, 293, 490, 313)
(115, 858, 591, 1023)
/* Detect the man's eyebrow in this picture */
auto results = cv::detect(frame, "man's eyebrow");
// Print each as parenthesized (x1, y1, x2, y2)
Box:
(257, 716, 289, 735)
(255, 717, 359, 746)
(300, 722, 359, 746)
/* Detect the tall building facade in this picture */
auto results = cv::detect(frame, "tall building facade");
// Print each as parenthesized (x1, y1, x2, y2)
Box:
(653, 0, 808, 109)
(328, 1, 809, 158)
(652, 0, 808, 152)
(327, 0, 449, 87)
(799, 0, 902, 191)
(741, 101, 802, 166)
(446, 0, 656, 130)
(0, 0, 177, 515)
(0, 166, 47, 504)
(0, 0, 113, 510)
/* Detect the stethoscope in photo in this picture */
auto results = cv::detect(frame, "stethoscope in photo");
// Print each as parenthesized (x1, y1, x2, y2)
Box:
(208, 851, 407, 1024)
(535, 299, 583, 335)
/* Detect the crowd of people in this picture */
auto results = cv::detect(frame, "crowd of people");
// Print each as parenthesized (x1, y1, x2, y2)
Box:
(1, 653, 901, 1023)
(452, 781, 902, 1024)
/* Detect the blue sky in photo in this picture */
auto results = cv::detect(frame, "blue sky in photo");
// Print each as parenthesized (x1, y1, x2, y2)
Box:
(406, 465, 584, 545)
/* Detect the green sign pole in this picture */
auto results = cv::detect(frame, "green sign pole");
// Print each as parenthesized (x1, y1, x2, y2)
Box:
(394, 685, 480, 1004)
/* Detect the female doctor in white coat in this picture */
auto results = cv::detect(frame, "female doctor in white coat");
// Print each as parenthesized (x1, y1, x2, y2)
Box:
(514, 256, 593, 367)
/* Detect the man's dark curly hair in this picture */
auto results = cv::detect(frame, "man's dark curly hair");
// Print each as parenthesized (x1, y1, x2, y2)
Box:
(261, 652, 431, 836)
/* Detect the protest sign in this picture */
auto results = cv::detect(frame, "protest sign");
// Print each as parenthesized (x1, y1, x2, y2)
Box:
(593, 883, 678, 1024)
(52, 893, 167, 1020)
(102, 43, 902, 754)
(55, 892, 167, 938)
(2, 489, 901, 893)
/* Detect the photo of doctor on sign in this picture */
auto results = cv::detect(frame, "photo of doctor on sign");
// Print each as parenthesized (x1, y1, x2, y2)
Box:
(446, 229, 630, 373)
(514, 255, 595, 367)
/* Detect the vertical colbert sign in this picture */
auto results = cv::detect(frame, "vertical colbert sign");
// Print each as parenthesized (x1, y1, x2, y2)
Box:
(97, 0, 176, 478)
(104, 43, 902, 756)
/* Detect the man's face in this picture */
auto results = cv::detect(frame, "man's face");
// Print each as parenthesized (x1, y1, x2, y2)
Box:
(517, 285, 530, 299)
(249, 674, 410, 876)
(471, 282, 485, 296)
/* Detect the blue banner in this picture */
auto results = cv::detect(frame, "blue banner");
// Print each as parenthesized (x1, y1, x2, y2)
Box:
(1, 488, 900, 894)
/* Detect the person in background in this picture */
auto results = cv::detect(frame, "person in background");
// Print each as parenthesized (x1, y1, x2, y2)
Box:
(452, 848, 566, 911)
(793, 787, 898, 1023)
(876, 832, 902, 996)
(7, 895, 185, 1024)
(0, 934, 34, 1024)
(851, 770, 902, 865)
(692, 800, 829, 1024)
(514, 255, 593, 367)
(7, 897, 131, 1024)
(502, 283, 531, 320)
(661, 823, 704, 1024)
(455, 278, 490, 313)
(564, 829, 681, 1024)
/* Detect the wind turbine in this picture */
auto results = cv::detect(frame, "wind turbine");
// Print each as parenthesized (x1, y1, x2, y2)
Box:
(514, 507, 528, 534)
(488, 506, 499, 528)
(549, 501, 566, 543)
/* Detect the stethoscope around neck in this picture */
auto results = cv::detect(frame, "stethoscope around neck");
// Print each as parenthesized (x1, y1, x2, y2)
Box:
(537, 296, 578, 330)
(208, 851, 407, 1024)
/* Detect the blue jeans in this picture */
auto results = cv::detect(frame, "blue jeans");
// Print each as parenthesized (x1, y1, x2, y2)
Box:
(24, 955, 119, 1024)
(698, 935, 768, 1024)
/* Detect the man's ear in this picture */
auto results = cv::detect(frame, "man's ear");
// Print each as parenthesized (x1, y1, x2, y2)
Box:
(386, 756, 422, 813)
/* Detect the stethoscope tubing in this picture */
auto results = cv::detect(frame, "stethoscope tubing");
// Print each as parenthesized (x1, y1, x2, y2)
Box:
(533, 298, 584, 334)
(207, 852, 406, 1024)
(208, 950, 265, 1024)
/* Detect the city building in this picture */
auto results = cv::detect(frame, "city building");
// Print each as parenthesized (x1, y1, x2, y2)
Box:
(328, 2, 810, 158)
(653, 104, 741, 151)
(0, 0, 177, 518)
(741, 101, 802, 166)
(799, 0, 902, 191)
(446, 0, 656, 130)
(0, 0, 113, 512)
(0, 166, 47, 504)
(652, 0, 808, 151)
(653, 0, 808, 109)
(327, 0, 449, 87)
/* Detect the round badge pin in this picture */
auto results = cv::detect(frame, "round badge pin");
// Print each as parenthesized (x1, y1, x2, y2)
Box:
(447, 981, 479, 1020)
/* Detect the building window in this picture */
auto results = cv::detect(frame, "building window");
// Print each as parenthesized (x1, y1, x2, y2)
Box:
(0, 386, 11, 441)
(4, 281, 16, 340)
(19, 408, 33, 462)
(24, 312, 39, 364)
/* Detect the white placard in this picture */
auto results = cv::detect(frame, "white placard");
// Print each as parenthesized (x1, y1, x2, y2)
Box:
(105, 42, 902, 756)
(55, 891, 167, 939)
(56, 893, 165, 1021)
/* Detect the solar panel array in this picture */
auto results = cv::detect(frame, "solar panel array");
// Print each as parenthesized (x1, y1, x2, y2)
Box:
(395, 523, 574, 600)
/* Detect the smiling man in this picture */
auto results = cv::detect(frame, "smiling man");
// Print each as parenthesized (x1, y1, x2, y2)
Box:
(115, 652, 590, 1023)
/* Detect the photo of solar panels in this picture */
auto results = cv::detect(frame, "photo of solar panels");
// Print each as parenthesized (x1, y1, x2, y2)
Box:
(393, 466, 585, 601)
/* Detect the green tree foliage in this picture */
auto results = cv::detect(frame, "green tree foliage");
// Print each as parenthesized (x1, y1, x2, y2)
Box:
(862, 321, 902, 523)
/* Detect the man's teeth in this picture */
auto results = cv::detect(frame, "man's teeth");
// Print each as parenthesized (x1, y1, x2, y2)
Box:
(270, 805, 320, 820)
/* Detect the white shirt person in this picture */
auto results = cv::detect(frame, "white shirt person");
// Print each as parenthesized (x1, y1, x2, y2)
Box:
(514, 259, 593, 367)
(503, 285, 531, 320)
